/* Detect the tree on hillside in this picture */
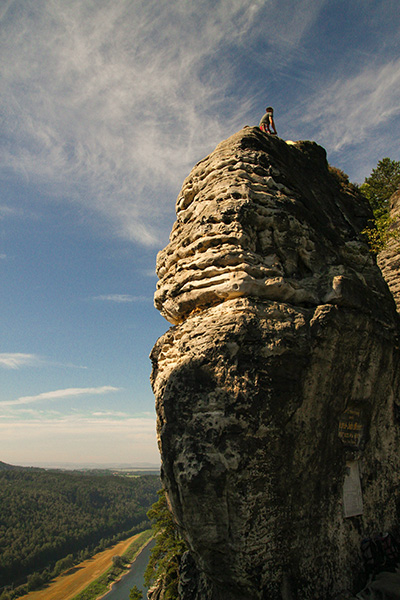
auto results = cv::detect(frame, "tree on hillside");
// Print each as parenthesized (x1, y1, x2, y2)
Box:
(129, 584, 143, 599)
(360, 157, 400, 253)
(144, 489, 187, 600)
(27, 572, 44, 591)
(112, 555, 124, 568)
(360, 158, 400, 217)
(0, 470, 159, 593)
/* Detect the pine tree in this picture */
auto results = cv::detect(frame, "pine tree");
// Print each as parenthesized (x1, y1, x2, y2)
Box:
(129, 584, 143, 600)
(144, 489, 187, 600)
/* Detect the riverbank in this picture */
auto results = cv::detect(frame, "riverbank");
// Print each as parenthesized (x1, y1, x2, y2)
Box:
(18, 531, 152, 600)
(98, 538, 155, 600)
(71, 531, 153, 600)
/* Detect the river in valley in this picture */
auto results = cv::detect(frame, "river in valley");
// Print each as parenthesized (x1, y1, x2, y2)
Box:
(101, 539, 155, 600)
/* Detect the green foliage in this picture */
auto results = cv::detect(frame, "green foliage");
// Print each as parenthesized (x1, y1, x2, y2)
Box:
(328, 165, 359, 194)
(329, 165, 351, 186)
(0, 469, 159, 590)
(112, 554, 125, 569)
(122, 529, 153, 563)
(144, 489, 187, 600)
(27, 571, 44, 591)
(53, 553, 74, 576)
(129, 584, 143, 599)
(360, 158, 400, 253)
(362, 213, 400, 254)
(360, 157, 400, 216)
(329, 165, 349, 182)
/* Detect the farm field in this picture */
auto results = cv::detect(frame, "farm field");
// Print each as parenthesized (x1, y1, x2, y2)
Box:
(18, 533, 145, 600)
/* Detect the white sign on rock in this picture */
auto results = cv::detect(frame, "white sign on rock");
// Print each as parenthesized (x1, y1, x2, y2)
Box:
(343, 460, 363, 518)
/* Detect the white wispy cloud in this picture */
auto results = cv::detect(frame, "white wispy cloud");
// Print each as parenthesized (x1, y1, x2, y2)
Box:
(294, 57, 400, 153)
(0, 353, 87, 370)
(92, 410, 130, 418)
(0, 0, 325, 245)
(143, 269, 157, 278)
(0, 386, 121, 407)
(0, 353, 44, 369)
(93, 294, 150, 303)
(0, 205, 24, 219)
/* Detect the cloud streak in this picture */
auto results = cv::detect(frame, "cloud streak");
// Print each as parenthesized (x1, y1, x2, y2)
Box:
(294, 57, 400, 154)
(0, 353, 87, 370)
(0, 353, 45, 369)
(93, 294, 150, 303)
(0, 0, 325, 245)
(0, 386, 121, 407)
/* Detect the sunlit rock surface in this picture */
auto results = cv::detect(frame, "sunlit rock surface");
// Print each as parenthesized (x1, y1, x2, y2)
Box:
(151, 127, 400, 600)
(378, 189, 400, 313)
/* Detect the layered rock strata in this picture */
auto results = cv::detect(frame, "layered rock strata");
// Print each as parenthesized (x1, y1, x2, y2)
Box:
(151, 127, 400, 599)
(378, 189, 400, 313)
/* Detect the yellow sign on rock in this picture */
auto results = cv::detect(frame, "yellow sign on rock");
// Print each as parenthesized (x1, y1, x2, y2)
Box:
(338, 408, 364, 449)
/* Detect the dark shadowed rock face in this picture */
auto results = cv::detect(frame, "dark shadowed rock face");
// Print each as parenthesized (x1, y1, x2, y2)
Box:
(151, 128, 400, 600)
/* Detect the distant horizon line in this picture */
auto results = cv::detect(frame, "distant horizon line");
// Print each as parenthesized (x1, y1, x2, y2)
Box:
(2, 459, 161, 471)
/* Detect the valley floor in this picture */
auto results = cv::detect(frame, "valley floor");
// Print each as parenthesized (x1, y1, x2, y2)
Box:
(18, 533, 144, 600)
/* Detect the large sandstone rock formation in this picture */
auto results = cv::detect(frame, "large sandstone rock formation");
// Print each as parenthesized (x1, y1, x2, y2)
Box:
(378, 189, 400, 313)
(151, 127, 400, 599)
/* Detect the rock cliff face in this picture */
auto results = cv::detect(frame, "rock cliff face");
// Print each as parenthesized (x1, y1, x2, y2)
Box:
(378, 189, 400, 313)
(151, 127, 400, 599)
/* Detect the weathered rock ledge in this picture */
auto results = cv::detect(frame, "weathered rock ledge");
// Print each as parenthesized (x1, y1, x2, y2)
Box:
(155, 128, 393, 325)
(151, 128, 400, 600)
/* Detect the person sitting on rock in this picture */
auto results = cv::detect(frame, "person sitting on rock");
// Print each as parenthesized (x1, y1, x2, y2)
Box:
(259, 107, 277, 135)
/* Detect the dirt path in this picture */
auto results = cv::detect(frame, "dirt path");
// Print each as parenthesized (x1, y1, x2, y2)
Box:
(19, 533, 142, 600)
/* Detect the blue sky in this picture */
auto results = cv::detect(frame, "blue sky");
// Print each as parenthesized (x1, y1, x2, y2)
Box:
(1, 0, 399, 467)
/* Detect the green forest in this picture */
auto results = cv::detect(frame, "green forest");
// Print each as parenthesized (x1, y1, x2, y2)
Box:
(0, 463, 159, 595)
